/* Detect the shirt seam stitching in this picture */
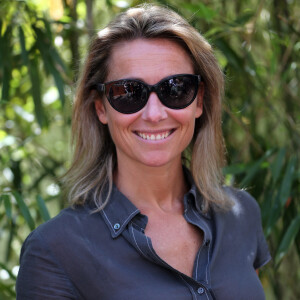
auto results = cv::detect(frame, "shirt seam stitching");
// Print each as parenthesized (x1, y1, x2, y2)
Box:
(190, 208, 211, 284)
(101, 209, 113, 229)
(130, 225, 149, 259)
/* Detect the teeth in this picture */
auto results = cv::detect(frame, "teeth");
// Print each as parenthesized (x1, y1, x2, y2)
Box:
(137, 131, 172, 141)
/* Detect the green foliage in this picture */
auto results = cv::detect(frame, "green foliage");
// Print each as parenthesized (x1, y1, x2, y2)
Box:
(0, 0, 299, 299)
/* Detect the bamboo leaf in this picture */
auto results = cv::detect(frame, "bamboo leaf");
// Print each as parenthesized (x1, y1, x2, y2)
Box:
(270, 148, 286, 186)
(0, 284, 16, 299)
(36, 195, 51, 222)
(13, 191, 35, 230)
(265, 156, 297, 236)
(33, 26, 65, 105)
(223, 163, 248, 175)
(18, 26, 29, 65)
(239, 150, 274, 187)
(28, 56, 45, 127)
(49, 47, 67, 73)
(0, 262, 17, 280)
(1, 66, 11, 101)
(265, 192, 281, 237)
(33, 26, 51, 74)
(214, 38, 244, 71)
(0, 194, 5, 206)
(278, 156, 296, 207)
(1, 25, 12, 101)
(0, 20, 3, 68)
(41, 17, 53, 41)
(233, 11, 254, 25)
(51, 65, 65, 105)
(182, 3, 217, 21)
(275, 216, 300, 266)
(3, 195, 12, 220)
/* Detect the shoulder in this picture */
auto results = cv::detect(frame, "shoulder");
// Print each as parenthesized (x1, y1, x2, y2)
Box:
(22, 205, 108, 255)
(223, 186, 261, 216)
(17, 207, 92, 299)
(211, 186, 263, 230)
(29, 206, 90, 237)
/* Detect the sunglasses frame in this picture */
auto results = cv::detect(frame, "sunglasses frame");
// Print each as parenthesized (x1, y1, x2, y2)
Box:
(95, 74, 202, 114)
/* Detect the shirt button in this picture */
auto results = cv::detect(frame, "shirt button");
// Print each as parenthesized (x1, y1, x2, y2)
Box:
(197, 287, 204, 294)
(113, 223, 120, 230)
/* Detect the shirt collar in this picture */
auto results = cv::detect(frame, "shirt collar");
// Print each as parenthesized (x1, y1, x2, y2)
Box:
(183, 167, 212, 219)
(100, 185, 140, 238)
(99, 167, 210, 238)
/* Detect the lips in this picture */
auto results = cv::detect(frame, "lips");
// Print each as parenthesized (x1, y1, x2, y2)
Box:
(135, 130, 174, 141)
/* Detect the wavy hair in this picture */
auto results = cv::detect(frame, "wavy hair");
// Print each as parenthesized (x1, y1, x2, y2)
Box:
(62, 4, 232, 212)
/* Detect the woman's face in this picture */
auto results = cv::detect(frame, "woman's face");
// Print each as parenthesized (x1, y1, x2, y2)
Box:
(95, 38, 203, 169)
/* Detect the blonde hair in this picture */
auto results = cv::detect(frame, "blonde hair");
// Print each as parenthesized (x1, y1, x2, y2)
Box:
(63, 4, 232, 212)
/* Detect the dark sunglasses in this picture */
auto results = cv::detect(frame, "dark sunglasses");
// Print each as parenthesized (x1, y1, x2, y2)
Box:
(95, 74, 201, 114)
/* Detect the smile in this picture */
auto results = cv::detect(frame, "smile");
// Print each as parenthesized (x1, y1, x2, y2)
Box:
(135, 130, 174, 141)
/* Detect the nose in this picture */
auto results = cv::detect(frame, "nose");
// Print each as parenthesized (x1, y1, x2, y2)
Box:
(141, 92, 168, 123)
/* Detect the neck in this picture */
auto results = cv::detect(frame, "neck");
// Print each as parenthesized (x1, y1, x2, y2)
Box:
(115, 159, 188, 213)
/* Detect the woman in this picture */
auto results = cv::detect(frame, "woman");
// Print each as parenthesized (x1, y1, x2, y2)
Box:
(16, 4, 271, 300)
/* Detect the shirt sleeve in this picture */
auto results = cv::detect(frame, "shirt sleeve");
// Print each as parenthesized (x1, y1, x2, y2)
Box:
(253, 212, 272, 269)
(243, 191, 271, 270)
(16, 230, 77, 300)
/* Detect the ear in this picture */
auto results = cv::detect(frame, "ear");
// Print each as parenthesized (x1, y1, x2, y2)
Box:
(195, 82, 204, 118)
(95, 100, 108, 124)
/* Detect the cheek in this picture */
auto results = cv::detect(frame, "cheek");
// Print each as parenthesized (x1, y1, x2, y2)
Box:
(171, 106, 199, 127)
(105, 113, 139, 141)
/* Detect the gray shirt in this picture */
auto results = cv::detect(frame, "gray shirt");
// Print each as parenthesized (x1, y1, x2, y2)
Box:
(16, 178, 271, 300)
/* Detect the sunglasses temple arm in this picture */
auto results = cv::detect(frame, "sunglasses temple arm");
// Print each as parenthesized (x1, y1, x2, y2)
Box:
(96, 84, 105, 93)
(197, 75, 202, 83)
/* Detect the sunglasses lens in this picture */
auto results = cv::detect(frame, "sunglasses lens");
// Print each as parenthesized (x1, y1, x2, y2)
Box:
(159, 75, 198, 109)
(102, 74, 199, 114)
(106, 81, 148, 114)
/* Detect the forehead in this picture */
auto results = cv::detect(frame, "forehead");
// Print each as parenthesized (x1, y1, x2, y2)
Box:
(106, 38, 194, 83)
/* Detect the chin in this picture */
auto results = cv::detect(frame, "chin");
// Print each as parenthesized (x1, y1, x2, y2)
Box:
(137, 154, 178, 168)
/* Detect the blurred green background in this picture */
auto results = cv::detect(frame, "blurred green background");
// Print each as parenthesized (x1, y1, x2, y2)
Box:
(0, 0, 299, 299)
